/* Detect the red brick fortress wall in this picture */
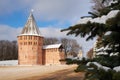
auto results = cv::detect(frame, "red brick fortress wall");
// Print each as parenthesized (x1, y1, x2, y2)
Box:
(43, 48, 65, 65)
(18, 35, 43, 65)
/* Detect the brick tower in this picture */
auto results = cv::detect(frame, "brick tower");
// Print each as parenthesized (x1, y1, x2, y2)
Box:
(17, 11, 43, 65)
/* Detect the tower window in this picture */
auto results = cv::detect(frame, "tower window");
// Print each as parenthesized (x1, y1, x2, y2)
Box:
(29, 36, 32, 40)
(20, 36, 22, 40)
(28, 42, 30, 45)
(20, 42, 22, 45)
(34, 36, 38, 40)
(47, 49, 49, 52)
(26, 36, 28, 39)
(34, 42, 36, 45)
(39, 43, 41, 45)
(34, 36, 36, 40)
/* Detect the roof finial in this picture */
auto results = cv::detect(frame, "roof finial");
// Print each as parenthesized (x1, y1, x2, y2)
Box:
(31, 9, 34, 13)
(20, 8, 41, 36)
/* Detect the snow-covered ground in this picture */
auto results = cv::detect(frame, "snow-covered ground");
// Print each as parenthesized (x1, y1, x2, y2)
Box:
(0, 60, 18, 66)
(0, 64, 76, 80)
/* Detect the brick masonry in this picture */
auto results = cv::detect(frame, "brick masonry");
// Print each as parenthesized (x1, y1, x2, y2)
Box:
(18, 35, 65, 65)
(17, 12, 65, 65)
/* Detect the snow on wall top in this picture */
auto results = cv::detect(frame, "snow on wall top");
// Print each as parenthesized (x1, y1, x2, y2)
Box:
(20, 12, 41, 36)
(76, 10, 120, 25)
(43, 44, 62, 49)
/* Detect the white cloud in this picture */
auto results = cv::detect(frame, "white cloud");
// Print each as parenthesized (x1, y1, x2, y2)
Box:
(0, 25, 21, 40)
(0, 0, 91, 23)
(40, 27, 68, 38)
(32, 0, 91, 21)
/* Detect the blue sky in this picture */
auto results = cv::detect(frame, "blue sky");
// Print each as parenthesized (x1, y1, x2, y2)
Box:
(0, 0, 92, 27)
(0, 0, 96, 56)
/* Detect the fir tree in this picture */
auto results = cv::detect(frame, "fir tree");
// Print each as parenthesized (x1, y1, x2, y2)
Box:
(62, 0, 120, 80)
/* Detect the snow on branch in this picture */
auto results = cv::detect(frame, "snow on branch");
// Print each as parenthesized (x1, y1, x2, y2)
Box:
(113, 66, 120, 72)
(95, 45, 111, 52)
(104, 31, 112, 36)
(76, 10, 120, 25)
(86, 62, 111, 71)
(108, 0, 118, 6)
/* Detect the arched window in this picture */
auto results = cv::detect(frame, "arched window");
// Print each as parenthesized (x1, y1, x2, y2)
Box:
(20, 36, 22, 40)
(31, 36, 32, 40)
(39, 43, 41, 45)
(26, 36, 27, 40)
(20, 42, 22, 45)
(34, 36, 35, 40)
(24, 36, 25, 40)
(28, 42, 30, 45)
(29, 36, 30, 40)
(34, 42, 36, 45)
(47, 49, 49, 52)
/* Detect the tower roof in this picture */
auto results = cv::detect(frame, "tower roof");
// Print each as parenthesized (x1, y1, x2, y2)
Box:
(20, 11, 41, 36)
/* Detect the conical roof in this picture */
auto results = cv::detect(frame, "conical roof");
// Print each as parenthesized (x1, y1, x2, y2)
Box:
(20, 12, 41, 36)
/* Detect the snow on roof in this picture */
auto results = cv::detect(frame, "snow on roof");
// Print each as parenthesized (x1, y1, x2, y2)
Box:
(19, 11, 41, 36)
(86, 62, 111, 71)
(43, 44, 62, 49)
(76, 10, 120, 24)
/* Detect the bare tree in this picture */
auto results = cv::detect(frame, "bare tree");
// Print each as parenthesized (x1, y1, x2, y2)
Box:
(44, 37, 81, 57)
(43, 37, 59, 45)
(87, 48, 93, 59)
(0, 40, 18, 60)
(61, 38, 80, 57)
(90, 0, 111, 17)
(61, 38, 70, 56)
